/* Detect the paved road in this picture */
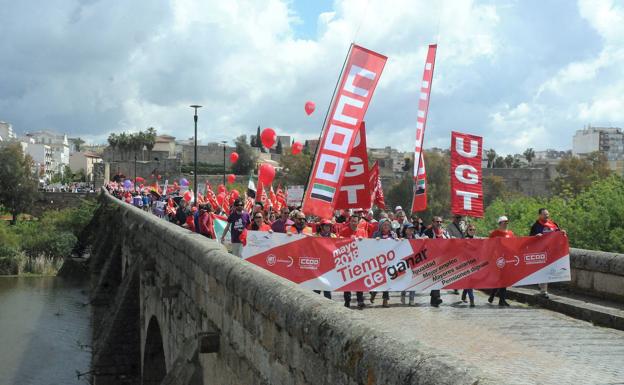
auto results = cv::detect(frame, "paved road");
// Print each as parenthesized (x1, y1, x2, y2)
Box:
(339, 290, 624, 385)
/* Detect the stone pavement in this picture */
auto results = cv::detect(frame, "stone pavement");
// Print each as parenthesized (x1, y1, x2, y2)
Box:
(335, 290, 624, 385)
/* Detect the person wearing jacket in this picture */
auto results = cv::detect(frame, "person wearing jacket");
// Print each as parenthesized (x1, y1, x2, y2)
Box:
(339, 214, 368, 309)
(461, 224, 478, 307)
(530, 208, 565, 298)
(314, 219, 335, 300)
(199, 204, 215, 239)
(400, 223, 422, 306)
(371, 219, 398, 308)
(488, 216, 513, 306)
(423, 216, 451, 307)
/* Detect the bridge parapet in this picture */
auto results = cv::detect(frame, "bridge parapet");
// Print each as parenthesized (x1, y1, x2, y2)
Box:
(569, 248, 624, 302)
(91, 190, 486, 385)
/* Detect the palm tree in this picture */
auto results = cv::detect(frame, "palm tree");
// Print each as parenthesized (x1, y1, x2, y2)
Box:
(523, 148, 535, 166)
(486, 149, 497, 168)
(73, 137, 85, 152)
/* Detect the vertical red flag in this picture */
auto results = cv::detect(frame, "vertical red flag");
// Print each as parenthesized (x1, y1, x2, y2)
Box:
(302, 44, 387, 218)
(335, 122, 371, 210)
(369, 162, 385, 209)
(451, 131, 484, 217)
(411, 44, 437, 213)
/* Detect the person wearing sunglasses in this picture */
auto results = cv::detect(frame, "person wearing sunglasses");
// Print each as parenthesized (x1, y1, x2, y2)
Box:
(271, 207, 293, 233)
(286, 210, 313, 235)
(249, 212, 271, 232)
(221, 198, 251, 257)
(423, 216, 451, 307)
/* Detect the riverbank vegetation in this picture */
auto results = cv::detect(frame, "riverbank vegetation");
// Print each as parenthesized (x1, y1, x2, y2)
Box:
(0, 201, 97, 275)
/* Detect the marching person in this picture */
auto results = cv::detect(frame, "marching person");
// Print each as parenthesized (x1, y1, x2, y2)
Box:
(400, 223, 421, 306)
(286, 210, 314, 235)
(249, 212, 271, 232)
(423, 216, 451, 307)
(530, 208, 566, 298)
(447, 214, 465, 239)
(221, 198, 251, 257)
(461, 224, 478, 307)
(314, 219, 335, 300)
(371, 219, 398, 308)
(488, 216, 513, 306)
(198, 204, 215, 239)
(339, 214, 368, 309)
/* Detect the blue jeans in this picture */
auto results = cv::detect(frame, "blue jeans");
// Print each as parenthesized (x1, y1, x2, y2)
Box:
(461, 289, 474, 301)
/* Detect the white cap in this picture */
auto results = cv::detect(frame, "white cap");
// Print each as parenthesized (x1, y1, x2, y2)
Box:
(497, 215, 509, 223)
(394, 205, 403, 212)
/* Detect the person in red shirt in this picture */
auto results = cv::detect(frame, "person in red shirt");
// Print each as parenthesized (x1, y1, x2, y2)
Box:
(338, 214, 368, 309)
(248, 212, 271, 232)
(199, 204, 215, 239)
(488, 216, 513, 306)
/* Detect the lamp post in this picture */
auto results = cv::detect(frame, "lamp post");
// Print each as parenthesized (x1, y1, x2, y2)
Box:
(221, 140, 227, 185)
(190, 105, 202, 205)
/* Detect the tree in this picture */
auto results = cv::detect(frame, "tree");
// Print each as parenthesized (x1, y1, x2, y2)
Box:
(303, 141, 310, 155)
(523, 148, 535, 166)
(486, 149, 497, 168)
(73, 137, 85, 152)
(276, 152, 312, 186)
(493, 156, 505, 168)
(483, 175, 508, 207)
(504, 154, 514, 168)
(0, 144, 40, 224)
(255, 126, 261, 148)
(551, 152, 612, 195)
(232, 135, 257, 175)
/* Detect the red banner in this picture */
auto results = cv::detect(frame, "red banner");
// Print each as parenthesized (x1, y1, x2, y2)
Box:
(243, 232, 570, 291)
(369, 162, 385, 209)
(335, 122, 371, 210)
(411, 44, 437, 213)
(451, 131, 484, 217)
(303, 44, 387, 218)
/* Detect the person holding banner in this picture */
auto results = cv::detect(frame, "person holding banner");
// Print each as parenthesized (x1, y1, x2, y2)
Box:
(530, 208, 565, 299)
(400, 223, 422, 306)
(371, 219, 398, 308)
(423, 216, 451, 307)
(488, 216, 513, 306)
(313, 219, 335, 300)
(286, 211, 314, 235)
(339, 214, 368, 309)
(461, 224, 478, 307)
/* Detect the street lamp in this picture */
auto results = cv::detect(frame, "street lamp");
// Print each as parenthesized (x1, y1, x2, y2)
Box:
(190, 105, 202, 205)
(221, 140, 227, 185)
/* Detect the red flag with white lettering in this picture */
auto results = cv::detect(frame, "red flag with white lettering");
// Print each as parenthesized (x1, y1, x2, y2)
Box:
(451, 131, 484, 217)
(302, 44, 387, 218)
(411, 44, 437, 213)
(335, 122, 371, 210)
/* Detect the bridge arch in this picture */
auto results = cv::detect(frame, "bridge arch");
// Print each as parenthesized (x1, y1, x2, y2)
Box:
(143, 316, 166, 385)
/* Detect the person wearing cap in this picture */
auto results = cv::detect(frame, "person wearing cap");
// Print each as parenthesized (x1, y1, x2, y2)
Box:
(314, 219, 335, 300)
(339, 213, 368, 309)
(392, 210, 408, 232)
(447, 214, 465, 239)
(488, 216, 514, 306)
(423, 216, 451, 307)
(370, 219, 398, 307)
(400, 223, 422, 305)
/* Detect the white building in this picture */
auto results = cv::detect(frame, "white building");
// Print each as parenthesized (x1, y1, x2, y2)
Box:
(0, 121, 16, 141)
(69, 151, 103, 184)
(24, 142, 54, 182)
(573, 126, 624, 160)
(25, 130, 70, 174)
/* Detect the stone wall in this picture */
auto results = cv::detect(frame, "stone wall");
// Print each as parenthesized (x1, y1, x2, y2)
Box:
(483, 166, 557, 197)
(33, 192, 97, 212)
(567, 248, 624, 302)
(91, 191, 488, 385)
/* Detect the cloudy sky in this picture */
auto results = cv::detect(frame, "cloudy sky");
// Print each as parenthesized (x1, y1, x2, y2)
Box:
(1, 0, 622, 154)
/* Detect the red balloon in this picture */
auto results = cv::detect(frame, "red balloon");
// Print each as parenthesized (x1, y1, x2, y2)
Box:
(183, 190, 192, 202)
(229, 152, 239, 164)
(227, 174, 236, 184)
(258, 163, 275, 186)
(260, 128, 276, 148)
(216, 192, 226, 205)
(305, 101, 316, 116)
(230, 189, 240, 200)
(135, 176, 145, 183)
(157, 175, 162, 180)
(291, 141, 303, 155)
(217, 184, 226, 194)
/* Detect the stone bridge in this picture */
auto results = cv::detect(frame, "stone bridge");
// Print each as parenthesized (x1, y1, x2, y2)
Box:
(89, 191, 624, 385)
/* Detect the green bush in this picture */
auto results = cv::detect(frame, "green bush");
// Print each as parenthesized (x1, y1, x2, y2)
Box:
(0, 246, 26, 275)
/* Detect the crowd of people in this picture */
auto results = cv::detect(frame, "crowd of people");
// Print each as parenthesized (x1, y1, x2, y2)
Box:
(106, 183, 565, 310)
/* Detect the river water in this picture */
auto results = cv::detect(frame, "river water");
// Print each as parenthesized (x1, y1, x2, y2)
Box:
(0, 277, 92, 385)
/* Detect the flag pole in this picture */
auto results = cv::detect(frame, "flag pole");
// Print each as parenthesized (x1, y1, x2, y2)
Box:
(301, 42, 354, 207)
